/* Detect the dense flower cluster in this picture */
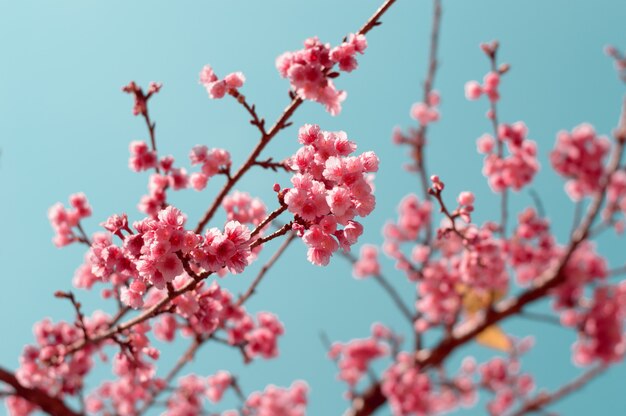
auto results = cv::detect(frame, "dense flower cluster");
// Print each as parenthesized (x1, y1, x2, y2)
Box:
(235, 381, 308, 416)
(506, 208, 557, 284)
(569, 284, 626, 365)
(550, 124, 611, 200)
(71, 205, 254, 309)
(353, 244, 380, 278)
(284, 124, 377, 265)
(477, 351, 535, 416)
(48, 193, 92, 247)
(199, 65, 245, 99)
(381, 352, 474, 416)
(276, 35, 367, 115)
(465, 72, 500, 103)
(476, 122, 539, 192)
(328, 324, 389, 387)
(16, 313, 111, 405)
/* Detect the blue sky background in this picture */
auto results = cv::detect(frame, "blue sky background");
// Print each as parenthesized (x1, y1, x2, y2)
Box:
(1, 1, 625, 415)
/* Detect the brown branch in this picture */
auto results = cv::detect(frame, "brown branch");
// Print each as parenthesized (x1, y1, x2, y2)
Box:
(142, 108, 160, 175)
(75, 223, 91, 246)
(250, 205, 288, 239)
(341, 252, 414, 324)
(252, 157, 292, 172)
(54, 291, 89, 342)
(237, 232, 296, 306)
(65, 266, 212, 355)
(0, 366, 82, 416)
(509, 365, 607, 416)
(249, 223, 293, 249)
(193, 0, 398, 235)
(229, 90, 267, 136)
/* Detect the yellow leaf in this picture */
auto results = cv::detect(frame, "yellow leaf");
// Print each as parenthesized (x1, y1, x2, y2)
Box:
(476, 325, 512, 352)
(458, 285, 507, 316)
(462, 289, 492, 315)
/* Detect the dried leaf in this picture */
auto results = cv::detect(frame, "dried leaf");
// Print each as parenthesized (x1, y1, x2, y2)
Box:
(476, 325, 512, 352)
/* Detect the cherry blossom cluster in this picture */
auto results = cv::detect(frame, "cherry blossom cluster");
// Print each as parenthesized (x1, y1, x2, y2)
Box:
(222, 191, 267, 227)
(465, 71, 500, 103)
(85, 322, 165, 415)
(550, 123, 611, 200)
(410, 91, 440, 126)
(15, 313, 111, 407)
(353, 244, 381, 278)
(276, 34, 367, 115)
(150, 277, 286, 363)
(328, 324, 391, 388)
(568, 283, 626, 365)
(283, 124, 378, 265)
(381, 352, 475, 416)
(379, 194, 432, 279)
(72, 205, 254, 309)
(475, 122, 539, 192)
(506, 208, 557, 284)
(199, 65, 246, 99)
(48, 193, 92, 247)
(231, 381, 308, 416)
(474, 343, 535, 416)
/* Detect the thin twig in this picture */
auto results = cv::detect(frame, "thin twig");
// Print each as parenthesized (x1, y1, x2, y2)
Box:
(237, 232, 296, 306)
(54, 291, 89, 342)
(342, 252, 414, 323)
(250, 205, 288, 239)
(509, 365, 607, 416)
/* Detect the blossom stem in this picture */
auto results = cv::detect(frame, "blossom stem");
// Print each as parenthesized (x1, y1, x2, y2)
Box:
(237, 232, 296, 307)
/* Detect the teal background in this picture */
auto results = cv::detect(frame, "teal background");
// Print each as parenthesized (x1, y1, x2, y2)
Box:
(1, 0, 625, 414)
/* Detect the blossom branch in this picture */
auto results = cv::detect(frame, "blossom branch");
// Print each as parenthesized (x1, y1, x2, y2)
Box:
(193, 0, 398, 235)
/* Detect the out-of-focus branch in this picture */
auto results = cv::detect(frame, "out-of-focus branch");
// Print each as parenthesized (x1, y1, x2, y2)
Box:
(509, 365, 607, 416)
(0, 366, 82, 416)
(346, 97, 626, 416)
(237, 232, 296, 306)
(342, 251, 414, 323)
